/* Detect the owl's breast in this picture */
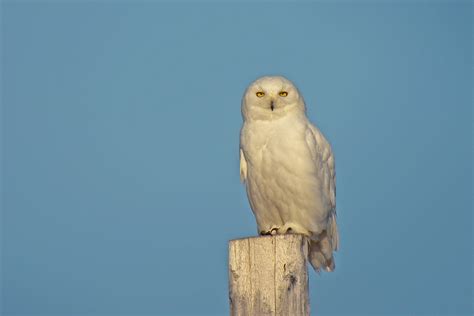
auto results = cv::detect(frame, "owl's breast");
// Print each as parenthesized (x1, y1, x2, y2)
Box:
(241, 116, 316, 178)
(240, 115, 329, 231)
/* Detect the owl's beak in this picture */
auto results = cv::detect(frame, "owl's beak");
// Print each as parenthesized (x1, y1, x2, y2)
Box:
(270, 101, 274, 111)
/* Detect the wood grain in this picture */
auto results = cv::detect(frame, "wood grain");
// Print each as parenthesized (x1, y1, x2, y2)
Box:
(229, 234, 310, 316)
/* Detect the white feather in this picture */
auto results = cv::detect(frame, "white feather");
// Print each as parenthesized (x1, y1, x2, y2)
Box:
(239, 149, 248, 183)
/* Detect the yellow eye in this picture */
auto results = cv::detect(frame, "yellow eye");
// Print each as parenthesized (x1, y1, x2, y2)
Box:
(256, 91, 265, 97)
(279, 91, 288, 97)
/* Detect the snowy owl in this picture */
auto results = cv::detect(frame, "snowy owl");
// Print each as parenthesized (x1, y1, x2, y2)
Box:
(239, 76, 339, 272)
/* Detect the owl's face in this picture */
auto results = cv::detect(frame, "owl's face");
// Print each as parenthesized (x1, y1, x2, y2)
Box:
(242, 76, 305, 121)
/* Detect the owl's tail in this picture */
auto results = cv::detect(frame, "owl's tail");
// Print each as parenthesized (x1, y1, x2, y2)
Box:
(308, 214, 339, 272)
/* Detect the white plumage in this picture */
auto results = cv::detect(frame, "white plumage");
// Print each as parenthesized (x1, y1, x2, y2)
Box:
(239, 76, 339, 272)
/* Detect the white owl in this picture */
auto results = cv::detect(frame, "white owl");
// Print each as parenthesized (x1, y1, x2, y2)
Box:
(239, 76, 339, 272)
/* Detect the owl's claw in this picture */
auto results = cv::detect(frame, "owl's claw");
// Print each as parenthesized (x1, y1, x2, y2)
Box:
(260, 226, 279, 236)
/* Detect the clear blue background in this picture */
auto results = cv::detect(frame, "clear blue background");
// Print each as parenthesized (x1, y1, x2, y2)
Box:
(2, 1, 472, 315)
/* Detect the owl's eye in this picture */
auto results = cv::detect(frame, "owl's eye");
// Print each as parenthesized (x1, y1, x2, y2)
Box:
(256, 91, 265, 97)
(279, 91, 288, 97)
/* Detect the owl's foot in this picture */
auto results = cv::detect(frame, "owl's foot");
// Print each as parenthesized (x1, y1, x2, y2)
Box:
(279, 223, 310, 235)
(260, 226, 279, 236)
(277, 224, 294, 234)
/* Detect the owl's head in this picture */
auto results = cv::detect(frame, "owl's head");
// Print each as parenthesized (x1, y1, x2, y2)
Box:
(241, 76, 305, 121)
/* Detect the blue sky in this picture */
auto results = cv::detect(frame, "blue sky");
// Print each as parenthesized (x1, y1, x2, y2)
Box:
(2, 1, 472, 315)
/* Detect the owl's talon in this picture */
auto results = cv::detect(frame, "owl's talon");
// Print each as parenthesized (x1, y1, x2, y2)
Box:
(260, 226, 280, 236)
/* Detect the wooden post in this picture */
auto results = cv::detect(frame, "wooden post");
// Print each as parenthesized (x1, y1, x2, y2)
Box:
(228, 234, 310, 316)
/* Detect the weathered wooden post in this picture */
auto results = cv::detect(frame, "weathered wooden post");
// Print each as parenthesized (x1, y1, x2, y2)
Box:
(228, 234, 310, 316)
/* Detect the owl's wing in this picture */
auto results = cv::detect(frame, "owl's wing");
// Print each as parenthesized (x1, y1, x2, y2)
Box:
(239, 148, 248, 183)
(305, 123, 336, 210)
(305, 123, 338, 250)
